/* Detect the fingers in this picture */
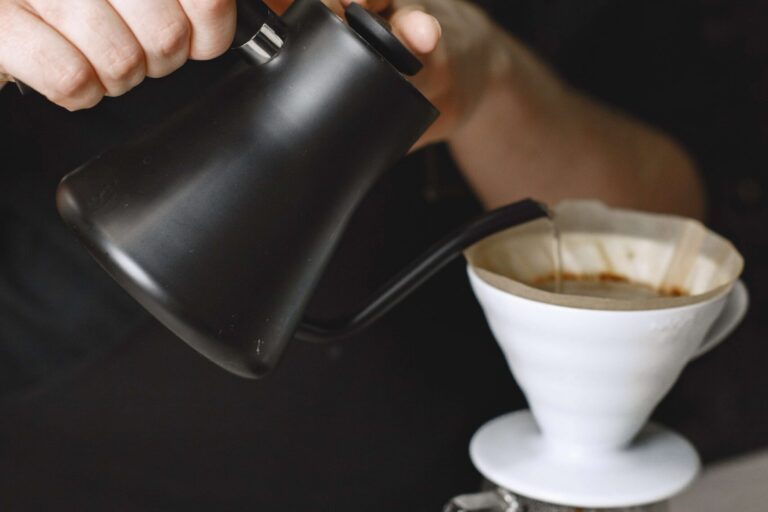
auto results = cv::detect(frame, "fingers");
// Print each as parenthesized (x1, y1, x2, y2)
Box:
(177, 0, 237, 60)
(389, 6, 440, 55)
(0, 4, 105, 110)
(106, 0, 191, 79)
(28, 0, 145, 97)
(341, 0, 440, 55)
(0, 0, 239, 110)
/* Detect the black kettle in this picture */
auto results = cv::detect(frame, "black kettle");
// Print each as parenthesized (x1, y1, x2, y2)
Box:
(57, 0, 548, 378)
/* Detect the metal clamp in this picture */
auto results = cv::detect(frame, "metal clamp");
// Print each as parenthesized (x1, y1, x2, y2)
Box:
(237, 23, 285, 65)
(443, 488, 519, 512)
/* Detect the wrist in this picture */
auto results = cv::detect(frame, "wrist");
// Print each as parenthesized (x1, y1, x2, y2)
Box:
(446, 26, 571, 148)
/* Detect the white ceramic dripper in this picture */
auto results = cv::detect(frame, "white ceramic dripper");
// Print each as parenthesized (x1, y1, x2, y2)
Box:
(463, 201, 747, 509)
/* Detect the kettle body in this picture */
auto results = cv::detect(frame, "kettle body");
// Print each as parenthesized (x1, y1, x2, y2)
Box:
(57, 0, 438, 377)
(58, 0, 548, 379)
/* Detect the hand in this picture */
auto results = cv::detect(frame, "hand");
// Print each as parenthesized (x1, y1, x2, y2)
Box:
(0, 0, 238, 111)
(340, 0, 500, 148)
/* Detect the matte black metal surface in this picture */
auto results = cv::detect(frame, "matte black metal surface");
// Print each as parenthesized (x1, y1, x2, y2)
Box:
(57, 0, 437, 378)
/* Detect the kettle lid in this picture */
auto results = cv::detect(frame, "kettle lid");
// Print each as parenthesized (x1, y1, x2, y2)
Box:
(345, 2, 423, 76)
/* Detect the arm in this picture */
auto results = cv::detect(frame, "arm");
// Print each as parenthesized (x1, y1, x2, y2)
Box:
(354, 0, 705, 219)
(449, 30, 704, 218)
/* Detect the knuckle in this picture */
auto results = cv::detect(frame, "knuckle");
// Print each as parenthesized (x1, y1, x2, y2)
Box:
(152, 19, 191, 59)
(184, 0, 235, 60)
(188, 0, 233, 17)
(51, 61, 95, 100)
(103, 45, 145, 83)
(66, 90, 104, 111)
(190, 42, 227, 60)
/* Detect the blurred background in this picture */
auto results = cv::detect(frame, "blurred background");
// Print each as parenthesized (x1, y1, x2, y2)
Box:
(0, 0, 766, 510)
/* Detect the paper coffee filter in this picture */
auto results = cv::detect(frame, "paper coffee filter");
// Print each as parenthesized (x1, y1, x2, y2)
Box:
(465, 201, 743, 310)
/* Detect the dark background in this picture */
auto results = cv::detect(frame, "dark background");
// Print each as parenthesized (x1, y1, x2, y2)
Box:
(0, 1, 767, 510)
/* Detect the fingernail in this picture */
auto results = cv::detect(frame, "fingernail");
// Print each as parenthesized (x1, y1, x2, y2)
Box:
(403, 11, 441, 54)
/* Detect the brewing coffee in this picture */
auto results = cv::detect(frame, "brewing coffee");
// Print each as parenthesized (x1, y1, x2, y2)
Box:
(541, 213, 688, 300)
(532, 272, 688, 300)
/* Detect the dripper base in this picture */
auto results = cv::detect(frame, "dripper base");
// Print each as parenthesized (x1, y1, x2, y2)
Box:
(470, 410, 700, 508)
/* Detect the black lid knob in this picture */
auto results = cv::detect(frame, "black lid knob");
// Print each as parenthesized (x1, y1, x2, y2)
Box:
(345, 3, 422, 76)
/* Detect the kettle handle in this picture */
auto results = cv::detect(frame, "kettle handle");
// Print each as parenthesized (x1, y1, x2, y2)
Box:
(296, 198, 548, 342)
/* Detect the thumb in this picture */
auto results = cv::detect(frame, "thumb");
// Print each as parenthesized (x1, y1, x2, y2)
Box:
(389, 6, 441, 56)
(340, 0, 441, 56)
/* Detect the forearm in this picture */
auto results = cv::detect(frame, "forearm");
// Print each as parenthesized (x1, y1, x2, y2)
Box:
(447, 31, 705, 219)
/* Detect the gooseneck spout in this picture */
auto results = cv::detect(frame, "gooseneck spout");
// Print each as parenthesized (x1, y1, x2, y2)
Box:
(297, 198, 549, 342)
(56, 0, 539, 379)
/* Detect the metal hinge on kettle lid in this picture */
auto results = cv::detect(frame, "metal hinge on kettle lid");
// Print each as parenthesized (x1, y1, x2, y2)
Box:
(234, 0, 422, 74)
(233, 0, 286, 64)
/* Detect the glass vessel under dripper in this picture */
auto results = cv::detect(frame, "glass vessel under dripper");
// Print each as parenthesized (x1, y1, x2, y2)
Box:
(445, 486, 668, 511)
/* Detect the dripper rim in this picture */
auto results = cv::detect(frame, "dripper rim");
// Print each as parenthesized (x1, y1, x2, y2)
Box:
(469, 265, 736, 312)
(464, 201, 744, 311)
